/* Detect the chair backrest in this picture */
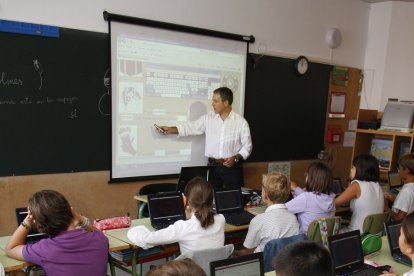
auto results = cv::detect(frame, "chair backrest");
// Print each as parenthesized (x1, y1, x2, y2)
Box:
(307, 216, 341, 244)
(263, 233, 307, 272)
(177, 244, 234, 275)
(362, 212, 390, 235)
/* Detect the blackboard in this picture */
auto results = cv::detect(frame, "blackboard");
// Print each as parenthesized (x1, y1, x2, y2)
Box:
(0, 28, 110, 176)
(244, 54, 332, 162)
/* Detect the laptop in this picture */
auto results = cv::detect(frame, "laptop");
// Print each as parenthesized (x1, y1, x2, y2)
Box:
(147, 192, 186, 230)
(328, 230, 382, 275)
(332, 177, 344, 196)
(384, 220, 412, 266)
(210, 252, 264, 276)
(176, 166, 215, 194)
(214, 188, 255, 226)
(15, 207, 47, 244)
(388, 171, 403, 191)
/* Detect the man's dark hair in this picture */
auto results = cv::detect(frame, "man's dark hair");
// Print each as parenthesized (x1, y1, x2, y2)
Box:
(273, 241, 334, 276)
(213, 87, 233, 105)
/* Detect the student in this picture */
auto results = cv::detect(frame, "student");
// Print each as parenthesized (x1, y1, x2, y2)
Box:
(157, 86, 252, 189)
(234, 173, 300, 256)
(335, 154, 384, 232)
(273, 240, 334, 276)
(384, 153, 414, 222)
(380, 212, 414, 276)
(146, 258, 206, 276)
(5, 190, 108, 276)
(286, 162, 336, 233)
(127, 177, 225, 257)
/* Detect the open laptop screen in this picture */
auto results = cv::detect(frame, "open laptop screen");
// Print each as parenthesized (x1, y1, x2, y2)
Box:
(328, 230, 364, 272)
(176, 166, 213, 193)
(388, 172, 403, 188)
(15, 207, 47, 243)
(210, 252, 264, 276)
(386, 221, 401, 252)
(214, 188, 243, 213)
(148, 193, 185, 222)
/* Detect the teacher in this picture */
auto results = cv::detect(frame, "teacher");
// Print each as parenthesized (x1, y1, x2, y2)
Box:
(158, 87, 252, 189)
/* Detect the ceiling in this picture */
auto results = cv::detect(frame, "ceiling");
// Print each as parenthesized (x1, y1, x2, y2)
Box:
(361, 0, 414, 2)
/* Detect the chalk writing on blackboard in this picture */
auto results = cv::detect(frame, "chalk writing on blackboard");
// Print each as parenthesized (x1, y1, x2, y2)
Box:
(32, 59, 44, 90)
(98, 68, 111, 116)
(0, 71, 23, 86)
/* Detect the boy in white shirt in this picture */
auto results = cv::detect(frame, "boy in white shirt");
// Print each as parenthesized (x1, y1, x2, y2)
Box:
(234, 173, 299, 255)
(385, 153, 414, 222)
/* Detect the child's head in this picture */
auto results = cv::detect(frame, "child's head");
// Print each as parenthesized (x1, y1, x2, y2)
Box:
(262, 172, 290, 204)
(146, 258, 206, 276)
(28, 190, 73, 237)
(273, 240, 334, 276)
(184, 177, 214, 229)
(398, 153, 414, 176)
(305, 162, 333, 195)
(400, 211, 414, 257)
(351, 154, 380, 182)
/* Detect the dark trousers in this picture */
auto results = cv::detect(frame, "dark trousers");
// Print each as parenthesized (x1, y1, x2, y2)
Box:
(208, 160, 244, 190)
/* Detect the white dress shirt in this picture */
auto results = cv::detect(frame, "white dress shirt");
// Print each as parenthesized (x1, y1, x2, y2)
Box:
(127, 214, 225, 257)
(176, 110, 252, 160)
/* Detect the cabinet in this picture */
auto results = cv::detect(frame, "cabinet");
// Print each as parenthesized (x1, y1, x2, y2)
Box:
(352, 109, 414, 173)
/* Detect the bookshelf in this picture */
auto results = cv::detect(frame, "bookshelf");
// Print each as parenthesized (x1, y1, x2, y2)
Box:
(352, 109, 414, 174)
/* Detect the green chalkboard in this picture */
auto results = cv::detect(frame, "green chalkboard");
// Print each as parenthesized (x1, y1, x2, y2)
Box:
(245, 54, 332, 162)
(0, 28, 110, 176)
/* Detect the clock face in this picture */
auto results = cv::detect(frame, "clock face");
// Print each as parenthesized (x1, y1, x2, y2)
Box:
(295, 56, 309, 75)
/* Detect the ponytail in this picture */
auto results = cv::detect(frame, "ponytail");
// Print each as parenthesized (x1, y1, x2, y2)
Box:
(184, 177, 215, 229)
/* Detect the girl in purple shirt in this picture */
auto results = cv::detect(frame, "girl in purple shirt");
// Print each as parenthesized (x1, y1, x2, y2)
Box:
(286, 162, 336, 233)
(5, 190, 108, 276)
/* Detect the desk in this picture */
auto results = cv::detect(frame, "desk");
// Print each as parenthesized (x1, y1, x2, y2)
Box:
(0, 233, 130, 274)
(365, 236, 410, 275)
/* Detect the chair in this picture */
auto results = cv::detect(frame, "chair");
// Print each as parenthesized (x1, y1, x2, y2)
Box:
(263, 233, 307, 272)
(176, 244, 234, 275)
(307, 216, 341, 245)
(136, 183, 177, 218)
(362, 212, 390, 235)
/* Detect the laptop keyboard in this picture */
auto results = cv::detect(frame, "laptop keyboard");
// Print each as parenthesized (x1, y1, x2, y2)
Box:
(224, 211, 255, 226)
(350, 265, 381, 276)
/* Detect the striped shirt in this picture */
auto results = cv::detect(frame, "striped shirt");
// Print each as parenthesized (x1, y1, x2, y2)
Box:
(243, 204, 300, 252)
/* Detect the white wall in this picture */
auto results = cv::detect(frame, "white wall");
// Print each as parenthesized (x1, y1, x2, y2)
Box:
(0, 0, 369, 68)
(363, 1, 414, 111)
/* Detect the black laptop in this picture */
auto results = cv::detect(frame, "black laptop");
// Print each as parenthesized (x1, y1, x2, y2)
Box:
(176, 166, 215, 194)
(384, 220, 412, 266)
(15, 207, 47, 244)
(328, 230, 382, 275)
(210, 252, 264, 276)
(147, 192, 186, 230)
(214, 188, 255, 226)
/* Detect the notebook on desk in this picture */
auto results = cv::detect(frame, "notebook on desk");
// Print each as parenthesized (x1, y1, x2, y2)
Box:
(384, 220, 412, 266)
(214, 188, 255, 226)
(148, 192, 186, 230)
(15, 207, 47, 244)
(176, 166, 215, 194)
(328, 230, 382, 275)
(210, 252, 264, 276)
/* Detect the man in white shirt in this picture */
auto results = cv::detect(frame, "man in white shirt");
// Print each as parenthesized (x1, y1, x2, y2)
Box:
(158, 87, 252, 189)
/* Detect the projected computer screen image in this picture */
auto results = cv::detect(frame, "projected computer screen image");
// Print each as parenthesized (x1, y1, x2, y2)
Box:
(110, 21, 247, 180)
